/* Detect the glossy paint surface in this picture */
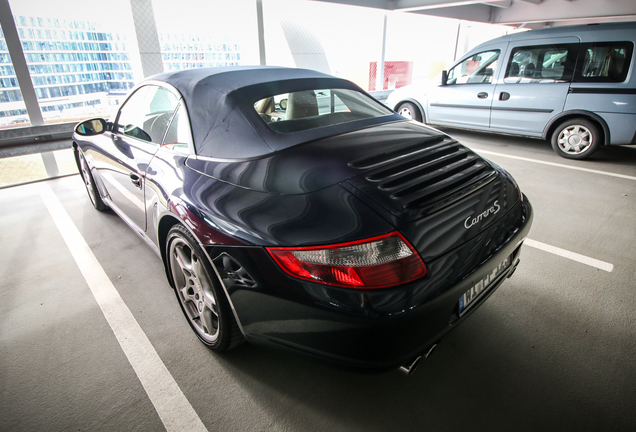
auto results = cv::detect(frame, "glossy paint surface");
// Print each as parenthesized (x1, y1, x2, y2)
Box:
(73, 69, 533, 371)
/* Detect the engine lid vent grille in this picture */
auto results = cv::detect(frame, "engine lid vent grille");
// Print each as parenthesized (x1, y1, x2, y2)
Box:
(348, 136, 498, 219)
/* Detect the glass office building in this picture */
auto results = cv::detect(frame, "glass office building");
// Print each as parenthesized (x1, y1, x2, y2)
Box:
(0, 15, 135, 125)
(160, 33, 242, 71)
(0, 15, 246, 126)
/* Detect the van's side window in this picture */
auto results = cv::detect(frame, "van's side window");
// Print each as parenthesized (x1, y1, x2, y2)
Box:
(504, 44, 577, 84)
(574, 42, 634, 83)
(446, 50, 500, 85)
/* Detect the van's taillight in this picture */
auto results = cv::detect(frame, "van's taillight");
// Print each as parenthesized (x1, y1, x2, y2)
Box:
(266, 232, 427, 288)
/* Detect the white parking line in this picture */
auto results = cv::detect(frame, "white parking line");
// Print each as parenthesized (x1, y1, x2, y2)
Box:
(474, 149, 636, 182)
(39, 185, 208, 432)
(525, 238, 614, 272)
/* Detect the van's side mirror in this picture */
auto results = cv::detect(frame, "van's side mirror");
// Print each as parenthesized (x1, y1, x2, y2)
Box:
(441, 70, 448, 86)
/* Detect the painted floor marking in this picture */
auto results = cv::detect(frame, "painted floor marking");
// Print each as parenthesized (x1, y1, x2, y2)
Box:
(39, 185, 208, 432)
(473, 149, 636, 182)
(525, 238, 614, 272)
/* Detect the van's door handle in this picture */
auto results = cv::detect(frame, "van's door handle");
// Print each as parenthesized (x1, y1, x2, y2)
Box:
(499, 92, 511, 101)
(477, 92, 489, 99)
(130, 173, 142, 189)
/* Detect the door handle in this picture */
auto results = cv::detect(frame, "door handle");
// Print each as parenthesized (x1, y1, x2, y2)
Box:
(477, 92, 489, 99)
(499, 92, 511, 101)
(130, 173, 142, 189)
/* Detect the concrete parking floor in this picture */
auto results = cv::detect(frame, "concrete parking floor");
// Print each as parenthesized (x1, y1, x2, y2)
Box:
(1, 131, 635, 431)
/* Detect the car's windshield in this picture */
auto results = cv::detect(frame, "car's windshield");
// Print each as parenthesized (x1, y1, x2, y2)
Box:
(254, 88, 393, 133)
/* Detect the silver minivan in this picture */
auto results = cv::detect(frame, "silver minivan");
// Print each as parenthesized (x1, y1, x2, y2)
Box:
(386, 22, 636, 159)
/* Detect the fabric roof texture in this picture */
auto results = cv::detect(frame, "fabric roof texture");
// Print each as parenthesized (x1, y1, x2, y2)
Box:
(142, 66, 402, 159)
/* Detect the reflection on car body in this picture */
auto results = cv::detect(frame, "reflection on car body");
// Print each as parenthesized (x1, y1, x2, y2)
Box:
(73, 66, 532, 374)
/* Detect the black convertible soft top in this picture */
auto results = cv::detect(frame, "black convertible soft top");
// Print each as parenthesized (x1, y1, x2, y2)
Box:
(145, 66, 403, 160)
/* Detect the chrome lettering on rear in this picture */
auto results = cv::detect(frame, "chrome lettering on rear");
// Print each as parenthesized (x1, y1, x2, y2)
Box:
(464, 200, 500, 229)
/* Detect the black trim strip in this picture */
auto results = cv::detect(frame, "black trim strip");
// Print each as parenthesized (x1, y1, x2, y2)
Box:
(431, 103, 553, 114)
(569, 88, 636, 95)
(430, 103, 490, 110)
(491, 107, 554, 113)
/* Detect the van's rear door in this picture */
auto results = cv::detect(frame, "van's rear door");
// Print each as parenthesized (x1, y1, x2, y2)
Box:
(490, 37, 580, 136)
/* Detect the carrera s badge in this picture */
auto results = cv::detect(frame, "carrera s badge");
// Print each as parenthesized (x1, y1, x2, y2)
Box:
(464, 200, 500, 229)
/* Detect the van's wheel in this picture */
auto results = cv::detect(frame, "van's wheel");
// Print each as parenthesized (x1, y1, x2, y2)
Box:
(551, 118, 600, 160)
(396, 102, 423, 122)
(167, 224, 243, 351)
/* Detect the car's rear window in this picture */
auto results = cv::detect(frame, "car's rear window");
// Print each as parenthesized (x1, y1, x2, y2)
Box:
(254, 88, 393, 133)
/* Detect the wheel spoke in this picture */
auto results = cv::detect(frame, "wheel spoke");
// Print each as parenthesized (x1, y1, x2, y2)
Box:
(192, 256, 214, 298)
(558, 137, 571, 151)
(180, 285, 195, 306)
(174, 244, 192, 276)
(199, 306, 218, 336)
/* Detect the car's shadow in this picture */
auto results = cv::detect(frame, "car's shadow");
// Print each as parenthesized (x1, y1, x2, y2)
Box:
(207, 295, 634, 432)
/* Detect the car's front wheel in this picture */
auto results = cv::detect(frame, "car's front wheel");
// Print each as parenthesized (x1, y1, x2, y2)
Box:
(166, 224, 243, 351)
(396, 102, 423, 122)
(551, 118, 601, 160)
(76, 148, 108, 211)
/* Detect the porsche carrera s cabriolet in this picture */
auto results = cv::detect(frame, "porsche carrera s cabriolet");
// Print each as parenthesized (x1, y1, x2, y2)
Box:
(73, 66, 532, 374)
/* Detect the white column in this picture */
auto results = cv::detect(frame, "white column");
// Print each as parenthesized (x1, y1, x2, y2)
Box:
(256, 0, 267, 65)
(0, 0, 44, 126)
(129, 0, 164, 77)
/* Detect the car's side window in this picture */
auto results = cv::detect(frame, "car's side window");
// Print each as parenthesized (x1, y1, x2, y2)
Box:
(504, 44, 577, 84)
(163, 102, 193, 152)
(116, 85, 179, 144)
(446, 50, 500, 85)
(574, 41, 633, 83)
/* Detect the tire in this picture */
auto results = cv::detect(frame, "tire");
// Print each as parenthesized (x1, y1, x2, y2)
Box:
(396, 102, 423, 122)
(166, 224, 243, 351)
(76, 148, 108, 211)
(551, 118, 601, 160)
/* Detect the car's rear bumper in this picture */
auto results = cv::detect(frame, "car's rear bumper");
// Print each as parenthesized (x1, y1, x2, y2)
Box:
(208, 197, 533, 372)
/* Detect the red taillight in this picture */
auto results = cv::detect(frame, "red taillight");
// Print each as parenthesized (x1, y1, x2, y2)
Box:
(266, 232, 427, 289)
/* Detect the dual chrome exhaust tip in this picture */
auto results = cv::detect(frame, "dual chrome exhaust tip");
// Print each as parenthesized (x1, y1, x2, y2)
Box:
(399, 343, 437, 376)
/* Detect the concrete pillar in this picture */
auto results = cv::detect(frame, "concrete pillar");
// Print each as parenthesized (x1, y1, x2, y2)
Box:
(378, 13, 388, 90)
(257, 0, 267, 65)
(0, 0, 44, 126)
(129, 0, 164, 77)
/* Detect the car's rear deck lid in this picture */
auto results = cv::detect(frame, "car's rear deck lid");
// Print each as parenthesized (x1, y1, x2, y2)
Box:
(347, 136, 499, 221)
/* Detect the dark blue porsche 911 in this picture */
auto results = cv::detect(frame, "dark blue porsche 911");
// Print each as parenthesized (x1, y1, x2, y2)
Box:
(73, 66, 532, 374)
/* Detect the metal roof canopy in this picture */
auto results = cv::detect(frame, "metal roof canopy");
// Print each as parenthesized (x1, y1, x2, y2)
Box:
(311, 0, 636, 29)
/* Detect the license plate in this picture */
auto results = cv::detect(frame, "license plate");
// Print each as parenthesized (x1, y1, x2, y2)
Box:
(459, 255, 511, 316)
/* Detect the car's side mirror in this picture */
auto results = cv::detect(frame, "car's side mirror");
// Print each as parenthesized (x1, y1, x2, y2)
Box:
(441, 70, 448, 86)
(75, 118, 108, 136)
